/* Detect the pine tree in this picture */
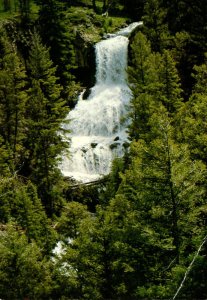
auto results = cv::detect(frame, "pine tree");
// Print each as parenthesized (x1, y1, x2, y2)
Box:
(0, 138, 10, 176)
(56, 199, 143, 299)
(16, 181, 56, 250)
(0, 223, 53, 299)
(38, 0, 76, 97)
(128, 32, 152, 89)
(128, 38, 183, 141)
(54, 202, 103, 299)
(0, 175, 56, 251)
(177, 57, 207, 164)
(157, 50, 183, 114)
(192, 55, 207, 95)
(98, 196, 145, 298)
(0, 30, 28, 172)
(128, 32, 154, 141)
(24, 32, 69, 215)
(142, 0, 170, 52)
(114, 107, 206, 298)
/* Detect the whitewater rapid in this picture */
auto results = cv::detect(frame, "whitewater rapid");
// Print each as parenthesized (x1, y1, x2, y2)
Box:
(60, 22, 142, 182)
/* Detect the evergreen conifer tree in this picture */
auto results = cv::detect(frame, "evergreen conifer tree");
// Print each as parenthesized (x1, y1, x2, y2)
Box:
(0, 223, 53, 299)
(142, 0, 170, 52)
(38, 0, 76, 99)
(157, 50, 183, 114)
(24, 32, 69, 215)
(128, 37, 183, 142)
(177, 57, 207, 164)
(128, 32, 154, 140)
(116, 107, 206, 298)
(0, 30, 28, 172)
(0, 176, 56, 251)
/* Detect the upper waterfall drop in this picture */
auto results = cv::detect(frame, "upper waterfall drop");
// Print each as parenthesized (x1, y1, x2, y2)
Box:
(60, 22, 142, 182)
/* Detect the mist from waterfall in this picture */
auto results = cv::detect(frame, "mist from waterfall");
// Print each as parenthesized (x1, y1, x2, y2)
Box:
(60, 22, 141, 182)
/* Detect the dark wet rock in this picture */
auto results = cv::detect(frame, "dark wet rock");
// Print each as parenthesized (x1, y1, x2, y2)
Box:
(91, 143, 97, 148)
(110, 142, 120, 150)
(123, 142, 130, 149)
(114, 136, 120, 141)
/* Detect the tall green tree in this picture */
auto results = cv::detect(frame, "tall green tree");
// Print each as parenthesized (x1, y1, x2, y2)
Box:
(0, 138, 11, 176)
(56, 199, 143, 299)
(0, 30, 28, 172)
(158, 49, 183, 114)
(0, 223, 53, 299)
(53, 201, 103, 299)
(38, 0, 76, 99)
(128, 35, 183, 141)
(128, 31, 152, 90)
(0, 176, 56, 251)
(24, 32, 69, 215)
(176, 57, 207, 164)
(142, 0, 170, 52)
(192, 55, 207, 95)
(128, 31, 154, 140)
(117, 108, 206, 298)
(98, 196, 145, 299)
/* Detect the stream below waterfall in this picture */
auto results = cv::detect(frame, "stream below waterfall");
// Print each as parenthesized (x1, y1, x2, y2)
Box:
(60, 22, 142, 182)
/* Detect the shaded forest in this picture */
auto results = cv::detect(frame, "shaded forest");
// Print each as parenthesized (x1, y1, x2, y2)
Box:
(0, 0, 207, 299)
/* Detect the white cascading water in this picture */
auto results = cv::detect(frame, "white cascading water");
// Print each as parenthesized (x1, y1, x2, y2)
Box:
(60, 22, 142, 182)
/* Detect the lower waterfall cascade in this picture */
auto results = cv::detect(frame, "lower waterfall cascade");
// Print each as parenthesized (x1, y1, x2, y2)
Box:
(60, 22, 142, 182)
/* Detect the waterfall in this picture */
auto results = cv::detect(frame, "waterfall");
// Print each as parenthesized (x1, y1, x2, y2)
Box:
(60, 22, 142, 182)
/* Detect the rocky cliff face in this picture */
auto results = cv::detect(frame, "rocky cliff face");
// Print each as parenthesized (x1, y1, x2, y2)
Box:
(73, 29, 96, 88)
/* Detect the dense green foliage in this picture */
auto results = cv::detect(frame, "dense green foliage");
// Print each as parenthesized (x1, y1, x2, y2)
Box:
(0, 0, 207, 299)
